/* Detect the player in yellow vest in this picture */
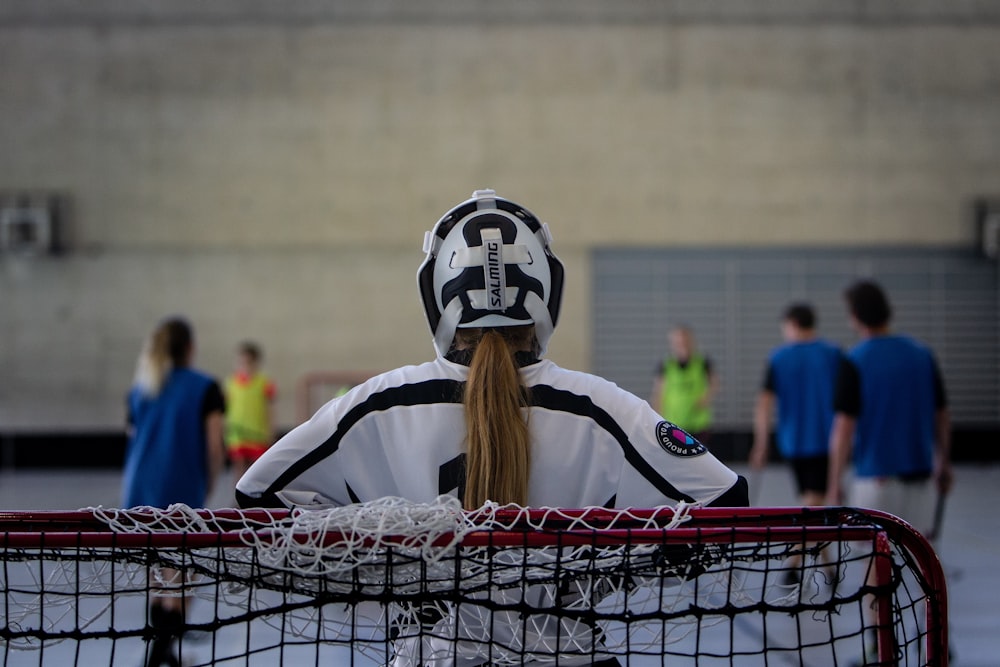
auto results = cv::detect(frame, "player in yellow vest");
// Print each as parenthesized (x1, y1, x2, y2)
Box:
(225, 341, 277, 481)
(650, 326, 718, 442)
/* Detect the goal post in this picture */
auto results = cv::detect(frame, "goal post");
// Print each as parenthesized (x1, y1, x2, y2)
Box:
(0, 501, 948, 666)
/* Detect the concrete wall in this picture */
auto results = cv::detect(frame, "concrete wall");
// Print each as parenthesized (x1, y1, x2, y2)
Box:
(2, 1, 999, 430)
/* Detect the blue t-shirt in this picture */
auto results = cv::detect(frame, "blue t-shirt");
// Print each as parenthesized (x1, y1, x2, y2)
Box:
(763, 339, 844, 459)
(122, 367, 225, 508)
(834, 335, 947, 478)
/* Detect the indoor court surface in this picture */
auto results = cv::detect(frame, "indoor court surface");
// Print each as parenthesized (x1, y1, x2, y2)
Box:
(0, 463, 996, 666)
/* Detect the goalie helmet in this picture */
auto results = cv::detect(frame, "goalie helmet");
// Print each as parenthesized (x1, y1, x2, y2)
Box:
(418, 189, 565, 358)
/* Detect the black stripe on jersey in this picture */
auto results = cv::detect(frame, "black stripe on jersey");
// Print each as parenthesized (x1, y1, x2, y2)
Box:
(708, 475, 749, 508)
(529, 385, 697, 504)
(345, 482, 361, 504)
(262, 379, 464, 499)
(261, 378, 696, 505)
(438, 454, 467, 498)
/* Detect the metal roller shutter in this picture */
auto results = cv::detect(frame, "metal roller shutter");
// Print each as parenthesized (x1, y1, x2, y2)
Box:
(592, 247, 998, 428)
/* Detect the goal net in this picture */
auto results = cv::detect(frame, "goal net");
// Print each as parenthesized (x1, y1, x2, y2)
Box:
(0, 498, 947, 666)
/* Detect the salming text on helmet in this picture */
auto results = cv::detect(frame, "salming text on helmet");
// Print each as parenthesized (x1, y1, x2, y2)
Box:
(418, 190, 565, 358)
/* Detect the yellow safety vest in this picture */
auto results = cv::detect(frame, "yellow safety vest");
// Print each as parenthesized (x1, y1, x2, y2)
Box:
(225, 374, 272, 447)
(660, 355, 712, 433)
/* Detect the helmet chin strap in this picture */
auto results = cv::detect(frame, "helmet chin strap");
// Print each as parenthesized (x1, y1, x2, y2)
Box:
(523, 292, 554, 355)
(434, 299, 465, 359)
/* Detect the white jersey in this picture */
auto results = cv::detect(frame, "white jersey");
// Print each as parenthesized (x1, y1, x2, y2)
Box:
(237, 356, 745, 510)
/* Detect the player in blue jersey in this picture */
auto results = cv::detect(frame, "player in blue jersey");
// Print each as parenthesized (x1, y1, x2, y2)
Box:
(124, 317, 226, 509)
(123, 317, 226, 667)
(751, 303, 845, 587)
(751, 303, 845, 508)
(827, 280, 952, 530)
(827, 280, 953, 665)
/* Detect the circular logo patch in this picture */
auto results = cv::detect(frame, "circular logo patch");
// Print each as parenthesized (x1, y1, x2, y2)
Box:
(655, 421, 707, 458)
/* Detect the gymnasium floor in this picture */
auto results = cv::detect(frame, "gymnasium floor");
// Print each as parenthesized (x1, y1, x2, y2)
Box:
(0, 463, 996, 666)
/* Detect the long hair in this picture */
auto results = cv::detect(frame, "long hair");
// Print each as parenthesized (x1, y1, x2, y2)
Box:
(458, 326, 536, 510)
(134, 317, 193, 397)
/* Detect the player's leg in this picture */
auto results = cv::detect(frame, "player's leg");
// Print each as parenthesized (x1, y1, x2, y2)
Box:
(797, 455, 836, 580)
(781, 457, 829, 586)
(850, 477, 939, 665)
(797, 454, 829, 507)
(229, 444, 267, 484)
(897, 476, 936, 537)
(231, 454, 252, 482)
(849, 477, 909, 665)
(146, 568, 185, 667)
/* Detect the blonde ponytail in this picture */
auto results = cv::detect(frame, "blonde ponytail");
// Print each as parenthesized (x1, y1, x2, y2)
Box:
(134, 318, 193, 396)
(460, 327, 534, 510)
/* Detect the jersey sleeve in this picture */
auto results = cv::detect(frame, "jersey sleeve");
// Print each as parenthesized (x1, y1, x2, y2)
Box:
(762, 361, 776, 392)
(613, 401, 747, 509)
(833, 357, 861, 416)
(201, 380, 226, 418)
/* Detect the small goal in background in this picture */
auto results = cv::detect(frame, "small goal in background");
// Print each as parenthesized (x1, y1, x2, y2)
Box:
(0, 501, 947, 666)
(295, 370, 381, 423)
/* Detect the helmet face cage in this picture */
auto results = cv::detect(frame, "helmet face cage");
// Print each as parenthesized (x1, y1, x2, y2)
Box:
(418, 190, 564, 358)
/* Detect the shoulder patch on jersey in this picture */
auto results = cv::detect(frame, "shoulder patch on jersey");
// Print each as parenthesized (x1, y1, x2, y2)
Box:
(655, 421, 707, 458)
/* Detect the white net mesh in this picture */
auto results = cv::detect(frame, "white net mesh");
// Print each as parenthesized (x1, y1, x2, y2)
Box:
(88, 497, 705, 665)
(0, 500, 945, 666)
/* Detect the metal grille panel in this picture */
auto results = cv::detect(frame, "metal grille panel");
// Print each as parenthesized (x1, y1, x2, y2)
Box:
(592, 247, 999, 427)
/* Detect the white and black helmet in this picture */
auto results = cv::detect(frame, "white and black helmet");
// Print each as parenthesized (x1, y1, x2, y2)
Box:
(418, 189, 565, 358)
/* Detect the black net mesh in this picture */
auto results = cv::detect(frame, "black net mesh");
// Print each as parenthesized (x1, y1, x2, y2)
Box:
(0, 502, 947, 666)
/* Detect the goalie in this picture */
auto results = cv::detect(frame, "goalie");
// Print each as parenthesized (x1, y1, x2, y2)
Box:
(236, 190, 749, 664)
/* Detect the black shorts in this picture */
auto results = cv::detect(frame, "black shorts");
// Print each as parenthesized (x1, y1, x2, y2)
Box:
(790, 455, 829, 495)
